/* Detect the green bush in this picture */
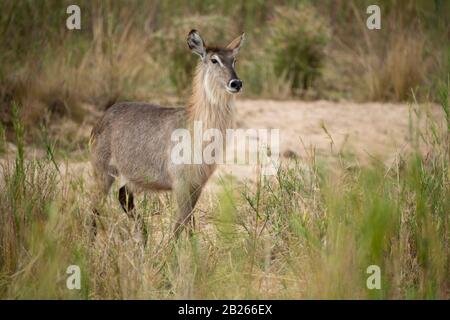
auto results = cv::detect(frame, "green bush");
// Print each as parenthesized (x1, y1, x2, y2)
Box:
(266, 5, 330, 93)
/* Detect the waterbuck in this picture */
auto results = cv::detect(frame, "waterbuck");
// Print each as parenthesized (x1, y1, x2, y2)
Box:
(90, 30, 244, 237)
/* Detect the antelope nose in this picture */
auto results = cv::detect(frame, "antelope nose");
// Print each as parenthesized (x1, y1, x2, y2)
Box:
(229, 79, 243, 91)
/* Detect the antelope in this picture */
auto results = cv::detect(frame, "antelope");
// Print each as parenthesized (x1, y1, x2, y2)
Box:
(90, 30, 245, 238)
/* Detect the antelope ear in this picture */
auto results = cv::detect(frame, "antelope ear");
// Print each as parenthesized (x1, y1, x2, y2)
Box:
(226, 33, 245, 56)
(187, 29, 206, 60)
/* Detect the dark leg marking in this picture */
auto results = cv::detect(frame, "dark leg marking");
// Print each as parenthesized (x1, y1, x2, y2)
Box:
(118, 185, 135, 215)
(91, 208, 101, 238)
(118, 185, 148, 246)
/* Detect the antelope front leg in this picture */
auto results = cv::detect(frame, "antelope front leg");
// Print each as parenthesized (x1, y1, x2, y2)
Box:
(173, 182, 202, 238)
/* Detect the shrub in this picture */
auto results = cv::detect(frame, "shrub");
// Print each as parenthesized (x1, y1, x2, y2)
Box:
(266, 5, 330, 94)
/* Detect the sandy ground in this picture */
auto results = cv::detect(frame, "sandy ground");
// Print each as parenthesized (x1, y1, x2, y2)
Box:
(215, 99, 441, 182)
(1, 99, 442, 188)
(237, 99, 415, 158)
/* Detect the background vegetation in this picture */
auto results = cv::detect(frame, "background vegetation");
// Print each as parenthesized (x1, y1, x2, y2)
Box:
(0, 0, 449, 141)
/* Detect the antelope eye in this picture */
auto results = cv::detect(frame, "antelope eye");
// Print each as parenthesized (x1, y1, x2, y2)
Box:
(211, 58, 218, 64)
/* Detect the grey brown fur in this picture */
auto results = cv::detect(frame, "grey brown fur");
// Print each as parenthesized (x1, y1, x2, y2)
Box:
(90, 30, 245, 237)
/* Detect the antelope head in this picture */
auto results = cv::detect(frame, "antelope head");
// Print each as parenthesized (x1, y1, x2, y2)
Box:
(187, 29, 245, 96)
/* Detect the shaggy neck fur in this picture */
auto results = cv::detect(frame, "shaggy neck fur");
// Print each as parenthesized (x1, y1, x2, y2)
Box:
(187, 63, 235, 132)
